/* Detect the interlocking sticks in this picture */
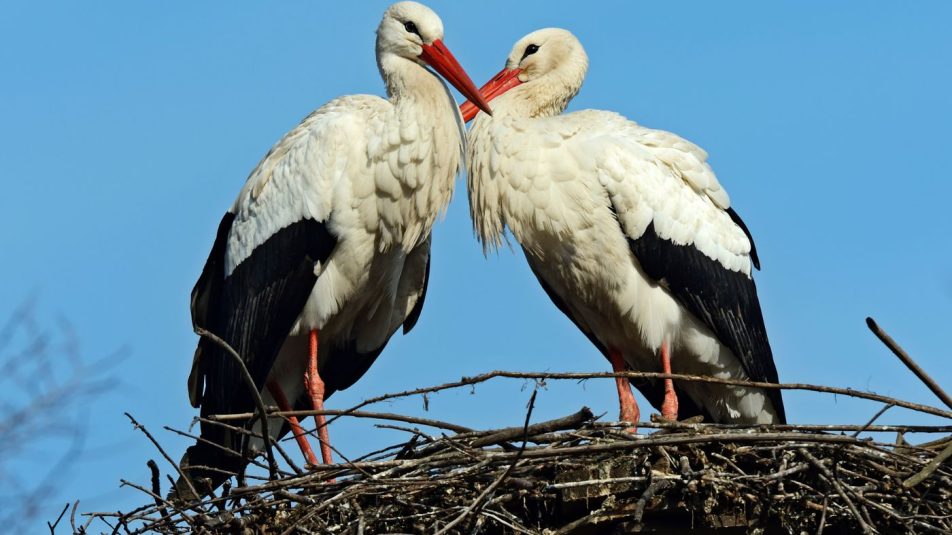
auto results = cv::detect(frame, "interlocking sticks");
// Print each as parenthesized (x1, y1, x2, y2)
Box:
(88, 406, 951, 533)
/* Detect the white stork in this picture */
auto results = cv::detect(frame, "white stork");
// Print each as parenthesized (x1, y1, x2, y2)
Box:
(461, 29, 785, 427)
(178, 1, 490, 494)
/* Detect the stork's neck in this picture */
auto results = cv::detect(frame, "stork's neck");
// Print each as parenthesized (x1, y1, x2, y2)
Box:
(378, 53, 458, 119)
(490, 75, 580, 120)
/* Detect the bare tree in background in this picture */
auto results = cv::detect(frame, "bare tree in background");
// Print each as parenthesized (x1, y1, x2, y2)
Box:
(0, 298, 119, 532)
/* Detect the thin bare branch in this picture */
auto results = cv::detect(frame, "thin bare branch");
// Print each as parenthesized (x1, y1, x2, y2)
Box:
(124, 413, 200, 500)
(47, 503, 69, 534)
(867, 317, 952, 410)
(210, 408, 474, 434)
(329, 370, 952, 421)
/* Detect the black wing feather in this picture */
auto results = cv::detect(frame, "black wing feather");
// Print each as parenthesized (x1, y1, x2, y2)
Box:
(204, 217, 336, 415)
(191, 213, 234, 333)
(192, 213, 337, 446)
(185, 216, 336, 481)
(621, 210, 786, 423)
(188, 212, 234, 408)
(523, 252, 712, 423)
(726, 207, 760, 270)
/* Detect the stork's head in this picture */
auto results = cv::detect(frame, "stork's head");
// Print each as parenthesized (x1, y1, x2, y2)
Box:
(377, 2, 491, 114)
(461, 28, 588, 121)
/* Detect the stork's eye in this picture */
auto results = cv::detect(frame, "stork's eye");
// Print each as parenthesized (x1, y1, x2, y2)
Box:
(521, 44, 540, 60)
(404, 21, 420, 37)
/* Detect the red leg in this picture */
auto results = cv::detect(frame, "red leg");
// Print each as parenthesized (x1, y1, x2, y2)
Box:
(660, 340, 679, 421)
(608, 349, 640, 431)
(304, 329, 334, 465)
(266, 379, 319, 467)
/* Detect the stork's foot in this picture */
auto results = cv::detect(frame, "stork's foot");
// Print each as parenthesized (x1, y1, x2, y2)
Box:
(660, 391, 679, 421)
(305, 329, 334, 468)
(609, 348, 640, 433)
(618, 386, 641, 426)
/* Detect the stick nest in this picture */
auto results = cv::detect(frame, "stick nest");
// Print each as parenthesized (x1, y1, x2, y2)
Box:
(80, 387, 951, 534)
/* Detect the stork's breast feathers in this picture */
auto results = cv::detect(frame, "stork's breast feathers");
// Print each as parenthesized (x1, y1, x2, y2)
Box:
(469, 119, 603, 253)
(365, 104, 460, 252)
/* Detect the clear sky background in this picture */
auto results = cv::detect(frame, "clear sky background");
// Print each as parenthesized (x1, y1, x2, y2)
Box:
(2, 1, 950, 529)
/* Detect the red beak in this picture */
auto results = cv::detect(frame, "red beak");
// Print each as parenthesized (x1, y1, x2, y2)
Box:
(460, 67, 524, 122)
(419, 40, 492, 117)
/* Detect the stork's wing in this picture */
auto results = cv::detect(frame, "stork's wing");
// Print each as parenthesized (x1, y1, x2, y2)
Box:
(592, 118, 785, 422)
(183, 211, 336, 492)
(188, 97, 387, 415)
(190, 213, 336, 416)
(622, 217, 784, 422)
(188, 212, 232, 408)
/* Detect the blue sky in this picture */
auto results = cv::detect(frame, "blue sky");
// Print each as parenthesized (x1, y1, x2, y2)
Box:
(2, 1, 950, 527)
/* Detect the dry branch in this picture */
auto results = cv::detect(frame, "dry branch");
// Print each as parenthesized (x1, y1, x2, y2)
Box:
(313, 370, 952, 421)
(866, 316, 952, 410)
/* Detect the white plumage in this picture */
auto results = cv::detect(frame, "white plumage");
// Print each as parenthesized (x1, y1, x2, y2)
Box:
(225, 91, 455, 355)
(178, 1, 489, 495)
(464, 28, 784, 425)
